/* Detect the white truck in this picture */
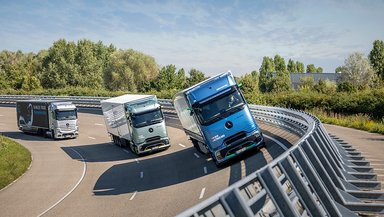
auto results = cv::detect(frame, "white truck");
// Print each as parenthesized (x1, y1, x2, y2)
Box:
(100, 94, 170, 155)
(16, 100, 79, 139)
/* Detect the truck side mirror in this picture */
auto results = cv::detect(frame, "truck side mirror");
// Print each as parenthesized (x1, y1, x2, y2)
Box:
(187, 108, 194, 116)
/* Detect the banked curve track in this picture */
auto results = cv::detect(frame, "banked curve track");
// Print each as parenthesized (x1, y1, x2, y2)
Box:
(0, 95, 383, 216)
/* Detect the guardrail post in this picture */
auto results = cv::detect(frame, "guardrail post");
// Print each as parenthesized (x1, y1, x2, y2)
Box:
(258, 167, 298, 217)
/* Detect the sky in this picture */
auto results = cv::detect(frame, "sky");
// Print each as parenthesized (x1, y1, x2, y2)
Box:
(1, 0, 384, 76)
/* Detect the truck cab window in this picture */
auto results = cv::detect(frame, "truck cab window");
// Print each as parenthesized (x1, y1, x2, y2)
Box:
(195, 89, 245, 125)
(131, 108, 164, 128)
(55, 110, 77, 120)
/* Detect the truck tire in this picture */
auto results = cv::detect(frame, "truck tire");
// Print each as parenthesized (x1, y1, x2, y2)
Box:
(191, 139, 208, 155)
(211, 153, 222, 168)
(51, 130, 56, 140)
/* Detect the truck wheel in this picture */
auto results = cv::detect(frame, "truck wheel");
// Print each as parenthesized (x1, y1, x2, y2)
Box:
(51, 130, 56, 140)
(192, 139, 208, 155)
(211, 153, 222, 168)
(44, 130, 49, 138)
(191, 139, 202, 153)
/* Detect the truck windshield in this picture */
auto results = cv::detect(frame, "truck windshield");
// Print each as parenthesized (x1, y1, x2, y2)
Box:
(131, 108, 164, 128)
(195, 89, 245, 126)
(56, 110, 77, 120)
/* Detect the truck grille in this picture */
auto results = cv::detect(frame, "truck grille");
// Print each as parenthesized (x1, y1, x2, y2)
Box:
(58, 122, 77, 131)
(220, 132, 262, 158)
(145, 136, 161, 142)
(224, 131, 246, 146)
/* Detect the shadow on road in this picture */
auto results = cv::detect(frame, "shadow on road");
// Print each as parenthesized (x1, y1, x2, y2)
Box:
(2, 131, 52, 142)
(92, 147, 222, 196)
(61, 142, 137, 162)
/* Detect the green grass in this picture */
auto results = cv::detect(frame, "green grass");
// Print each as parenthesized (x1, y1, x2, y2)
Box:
(0, 135, 32, 190)
(308, 108, 384, 135)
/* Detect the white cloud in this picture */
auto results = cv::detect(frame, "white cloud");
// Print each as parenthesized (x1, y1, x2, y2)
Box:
(0, 0, 383, 75)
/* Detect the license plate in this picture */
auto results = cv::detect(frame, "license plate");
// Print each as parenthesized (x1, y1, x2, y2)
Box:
(236, 147, 246, 154)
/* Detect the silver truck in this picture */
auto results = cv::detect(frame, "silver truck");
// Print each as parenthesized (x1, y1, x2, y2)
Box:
(16, 100, 79, 139)
(100, 94, 170, 155)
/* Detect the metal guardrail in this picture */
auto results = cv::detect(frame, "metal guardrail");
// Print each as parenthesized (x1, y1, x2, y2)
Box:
(1, 95, 384, 216)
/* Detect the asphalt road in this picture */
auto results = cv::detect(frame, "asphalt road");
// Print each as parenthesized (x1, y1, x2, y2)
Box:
(0, 106, 297, 217)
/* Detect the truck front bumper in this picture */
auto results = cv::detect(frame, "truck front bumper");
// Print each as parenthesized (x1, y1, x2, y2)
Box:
(56, 130, 79, 139)
(213, 131, 264, 165)
(136, 137, 170, 154)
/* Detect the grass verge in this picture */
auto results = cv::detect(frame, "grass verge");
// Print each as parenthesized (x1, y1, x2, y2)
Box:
(308, 109, 384, 135)
(0, 135, 32, 190)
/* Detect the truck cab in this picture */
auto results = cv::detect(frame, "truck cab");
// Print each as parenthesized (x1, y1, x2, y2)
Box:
(48, 102, 79, 139)
(100, 94, 170, 155)
(173, 72, 264, 165)
(126, 98, 169, 154)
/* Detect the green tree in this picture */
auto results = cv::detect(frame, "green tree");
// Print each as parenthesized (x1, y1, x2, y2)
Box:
(316, 67, 323, 73)
(237, 71, 259, 94)
(313, 79, 336, 94)
(103, 50, 135, 91)
(335, 66, 345, 73)
(274, 55, 286, 73)
(368, 40, 384, 81)
(75, 39, 103, 89)
(40, 39, 77, 88)
(104, 49, 158, 92)
(306, 64, 317, 73)
(287, 59, 296, 73)
(175, 68, 187, 89)
(187, 68, 206, 86)
(339, 52, 376, 90)
(156, 64, 177, 90)
(21, 74, 41, 91)
(296, 61, 305, 73)
(298, 76, 314, 92)
(272, 55, 291, 92)
(259, 56, 275, 92)
(337, 81, 356, 92)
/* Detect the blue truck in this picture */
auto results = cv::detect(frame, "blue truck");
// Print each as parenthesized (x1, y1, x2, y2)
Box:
(173, 71, 265, 166)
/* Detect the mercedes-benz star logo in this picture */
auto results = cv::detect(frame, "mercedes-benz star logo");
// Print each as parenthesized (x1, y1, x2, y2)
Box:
(225, 121, 233, 129)
(149, 128, 154, 133)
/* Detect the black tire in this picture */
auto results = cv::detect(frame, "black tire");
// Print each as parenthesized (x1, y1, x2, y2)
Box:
(191, 138, 203, 154)
(211, 153, 223, 168)
(51, 130, 56, 140)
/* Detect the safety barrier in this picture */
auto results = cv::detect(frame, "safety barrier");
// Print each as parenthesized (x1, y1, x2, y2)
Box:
(1, 95, 383, 216)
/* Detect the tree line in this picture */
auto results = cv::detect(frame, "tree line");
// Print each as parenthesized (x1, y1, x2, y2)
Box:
(1, 39, 383, 97)
(0, 39, 207, 93)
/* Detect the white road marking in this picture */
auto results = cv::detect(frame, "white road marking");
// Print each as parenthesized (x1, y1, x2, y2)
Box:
(194, 153, 200, 158)
(88, 136, 96, 140)
(129, 191, 138, 200)
(199, 188, 206, 199)
(204, 167, 207, 174)
(135, 159, 140, 164)
(178, 143, 186, 148)
(37, 148, 86, 217)
(94, 123, 103, 126)
(264, 134, 288, 151)
(140, 172, 144, 179)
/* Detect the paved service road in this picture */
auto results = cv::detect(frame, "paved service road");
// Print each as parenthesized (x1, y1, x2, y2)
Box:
(325, 124, 384, 191)
(0, 106, 297, 217)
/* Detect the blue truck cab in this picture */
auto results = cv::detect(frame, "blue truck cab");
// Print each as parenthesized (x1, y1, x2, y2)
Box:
(173, 72, 265, 165)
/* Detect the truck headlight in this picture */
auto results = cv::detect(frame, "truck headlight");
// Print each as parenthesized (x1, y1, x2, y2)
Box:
(215, 152, 223, 160)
